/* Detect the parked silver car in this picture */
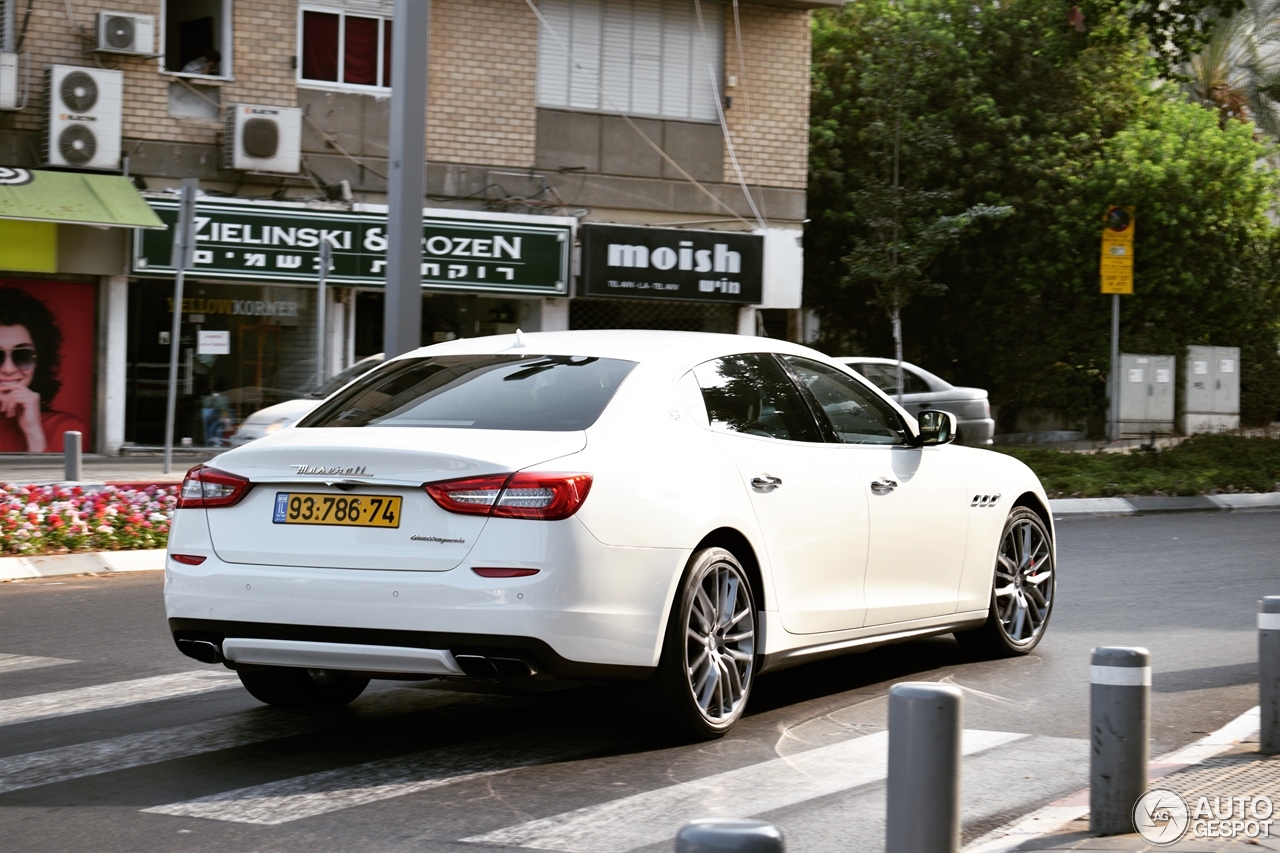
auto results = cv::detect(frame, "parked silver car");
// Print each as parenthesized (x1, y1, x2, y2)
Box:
(836, 357, 994, 445)
(229, 354, 385, 447)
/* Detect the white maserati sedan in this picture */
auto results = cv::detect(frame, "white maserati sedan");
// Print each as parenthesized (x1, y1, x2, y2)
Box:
(165, 330, 1055, 739)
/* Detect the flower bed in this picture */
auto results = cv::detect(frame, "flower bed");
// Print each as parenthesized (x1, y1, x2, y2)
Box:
(1, 484, 178, 556)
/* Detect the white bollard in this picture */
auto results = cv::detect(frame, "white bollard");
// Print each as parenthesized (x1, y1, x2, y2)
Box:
(1089, 646, 1150, 835)
(63, 430, 82, 481)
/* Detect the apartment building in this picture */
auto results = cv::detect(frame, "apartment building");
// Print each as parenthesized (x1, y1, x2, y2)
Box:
(0, 0, 833, 453)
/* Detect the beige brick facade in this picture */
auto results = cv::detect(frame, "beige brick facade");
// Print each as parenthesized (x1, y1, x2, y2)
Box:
(721, 5, 812, 191)
(3, 0, 808, 191)
(426, 0, 537, 167)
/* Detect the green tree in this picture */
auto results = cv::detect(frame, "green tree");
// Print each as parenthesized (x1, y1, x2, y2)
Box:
(807, 0, 1280, 430)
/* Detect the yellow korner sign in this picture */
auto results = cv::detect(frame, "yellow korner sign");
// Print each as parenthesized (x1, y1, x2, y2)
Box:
(1100, 205, 1135, 294)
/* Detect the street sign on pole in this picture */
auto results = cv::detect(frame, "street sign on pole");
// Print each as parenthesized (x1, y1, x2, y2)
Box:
(163, 178, 198, 474)
(1100, 206, 1134, 295)
(1101, 205, 1134, 441)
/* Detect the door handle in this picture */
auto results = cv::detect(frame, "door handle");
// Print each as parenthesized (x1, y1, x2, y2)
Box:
(870, 477, 898, 494)
(751, 475, 782, 492)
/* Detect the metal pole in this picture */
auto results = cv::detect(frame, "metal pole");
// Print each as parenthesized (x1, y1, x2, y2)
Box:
(1261, 597, 1280, 755)
(675, 819, 785, 852)
(887, 682, 962, 853)
(317, 238, 331, 388)
(1089, 646, 1150, 835)
(163, 178, 199, 474)
(63, 431, 82, 482)
(384, 0, 429, 358)
(1109, 293, 1120, 441)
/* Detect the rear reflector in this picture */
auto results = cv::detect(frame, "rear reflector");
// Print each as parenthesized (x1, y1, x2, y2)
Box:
(426, 472, 592, 521)
(472, 567, 540, 578)
(177, 465, 253, 509)
(171, 554, 207, 565)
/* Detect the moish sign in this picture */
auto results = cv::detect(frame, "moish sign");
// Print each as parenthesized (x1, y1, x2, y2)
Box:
(580, 223, 763, 304)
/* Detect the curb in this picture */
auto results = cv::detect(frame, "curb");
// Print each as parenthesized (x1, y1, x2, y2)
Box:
(963, 707, 1264, 853)
(0, 549, 165, 581)
(1049, 492, 1280, 517)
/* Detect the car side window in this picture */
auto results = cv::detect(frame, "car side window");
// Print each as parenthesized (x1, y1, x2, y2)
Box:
(902, 368, 931, 395)
(691, 354, 823, 442)
(782, 357, 911, 445)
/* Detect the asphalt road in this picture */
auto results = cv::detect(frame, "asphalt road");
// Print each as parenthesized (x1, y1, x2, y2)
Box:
(0, 512, 1276, 852)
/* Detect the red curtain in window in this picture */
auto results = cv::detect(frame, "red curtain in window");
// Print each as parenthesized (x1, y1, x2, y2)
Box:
(302, 11, 339, 82)
(344, 16, 379, 86)
(383, 20, 393, 86)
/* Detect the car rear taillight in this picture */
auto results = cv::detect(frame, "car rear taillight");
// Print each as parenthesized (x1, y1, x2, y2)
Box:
(425, 472, 592, 521)
(177, 465, 253, 509)
(170, 554, 207, 565)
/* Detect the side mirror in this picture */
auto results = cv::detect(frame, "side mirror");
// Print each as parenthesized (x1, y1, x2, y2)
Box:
(916, 410, 957, 446)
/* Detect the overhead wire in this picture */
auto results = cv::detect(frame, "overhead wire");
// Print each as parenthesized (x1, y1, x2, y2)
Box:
(730, 0, 768, 223)
(693, 0, 766, 229)
(523, 0, 753, 228)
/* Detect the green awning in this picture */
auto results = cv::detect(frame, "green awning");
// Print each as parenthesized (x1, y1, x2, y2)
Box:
(0, 168, 167, 229)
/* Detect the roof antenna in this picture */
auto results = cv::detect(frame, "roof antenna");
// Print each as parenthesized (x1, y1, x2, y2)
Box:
(512, 329, 527, 348)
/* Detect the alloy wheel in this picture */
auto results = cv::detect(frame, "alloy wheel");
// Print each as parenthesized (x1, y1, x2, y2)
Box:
(993, 515, 1054, 644)
(683, 560, 756, 724)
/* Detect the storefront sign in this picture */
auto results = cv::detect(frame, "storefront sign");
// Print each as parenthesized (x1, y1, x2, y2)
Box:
(579, 224, 763, 304)
(197, 330, 231, 355)
(133, 200, 571, 296)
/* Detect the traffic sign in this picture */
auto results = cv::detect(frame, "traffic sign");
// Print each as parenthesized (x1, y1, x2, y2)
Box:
(1100, 206, 1134, 294)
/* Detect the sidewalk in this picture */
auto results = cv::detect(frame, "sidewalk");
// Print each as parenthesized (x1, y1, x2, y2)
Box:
(969, 710, 1278, 853)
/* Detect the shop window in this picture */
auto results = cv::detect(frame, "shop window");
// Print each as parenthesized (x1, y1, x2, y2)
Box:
(299, 8, 392, 89)
(536, 0, 723, 122)
(164, 0, 230, 78)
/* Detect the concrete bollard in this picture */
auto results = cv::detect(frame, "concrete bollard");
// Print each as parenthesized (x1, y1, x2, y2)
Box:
(1089, 646, 1150, 835)
(63, 431, 82, 482)
(886, 682, 963, 853)
(1262, 597, 1280, 755)
(675, 819, 784, 852)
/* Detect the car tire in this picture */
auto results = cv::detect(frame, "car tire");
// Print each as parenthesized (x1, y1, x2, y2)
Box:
(237, 666, 369, 710)
(954, 507, 1055, 657)
(650, 547, 758, 740)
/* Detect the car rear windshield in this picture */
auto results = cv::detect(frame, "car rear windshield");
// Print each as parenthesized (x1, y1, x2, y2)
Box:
(297, 354, 637, 431)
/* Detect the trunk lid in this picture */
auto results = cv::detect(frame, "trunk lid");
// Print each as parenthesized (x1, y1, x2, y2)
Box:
(202, 427, 586, 570)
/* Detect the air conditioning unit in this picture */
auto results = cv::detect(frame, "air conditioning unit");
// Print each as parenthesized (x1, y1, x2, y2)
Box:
(224, 104, 302, 174)
(43, 65, 122, 169)
(0, 53, 18, 111)
(96, 12, 155, 55)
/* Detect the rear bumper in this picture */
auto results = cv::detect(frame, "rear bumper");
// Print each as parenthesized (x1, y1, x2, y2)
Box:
(957, 417, 995, 445)
(164, 518, 686, 677)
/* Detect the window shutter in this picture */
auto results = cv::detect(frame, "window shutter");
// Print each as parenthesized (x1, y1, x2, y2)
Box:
(689, 1, 722, 121)
(568, 0, 602, 109)
(630, 0, 662, 115)
(537, 0, 573, 108)
(600, 0, 633, 112)
(660, 1, 692, 119)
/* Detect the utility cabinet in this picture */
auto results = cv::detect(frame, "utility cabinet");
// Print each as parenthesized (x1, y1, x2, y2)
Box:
(1118, 353, 1176, 436)
(1182, 346, 1240, 433)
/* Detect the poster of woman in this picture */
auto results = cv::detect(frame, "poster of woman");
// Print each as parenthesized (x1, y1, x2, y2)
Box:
(0, 281, 93, 453)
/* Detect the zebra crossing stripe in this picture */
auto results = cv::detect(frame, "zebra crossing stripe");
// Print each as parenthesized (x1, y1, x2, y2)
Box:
(462, 729, 1029, 853)
(0, 686, 481, 794)
(0, 653, 77, 673)
(0, 670, 239, 727)
(142, 735, 602, 825)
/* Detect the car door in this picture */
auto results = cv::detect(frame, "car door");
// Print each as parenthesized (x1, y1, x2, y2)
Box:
(687, 354, 870, 634)
(781, 357, 969, 626)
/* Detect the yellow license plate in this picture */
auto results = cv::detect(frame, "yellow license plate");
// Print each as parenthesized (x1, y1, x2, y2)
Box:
(272, 492, 402, 528)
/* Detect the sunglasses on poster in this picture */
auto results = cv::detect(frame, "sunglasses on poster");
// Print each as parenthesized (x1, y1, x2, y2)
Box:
(1, 347, 37, 370)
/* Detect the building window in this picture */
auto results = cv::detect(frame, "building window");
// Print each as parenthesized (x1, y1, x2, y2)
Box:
(537, 0, 724, 122)
(299, 8, 392, 89)
(164, 0, 230, 78)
